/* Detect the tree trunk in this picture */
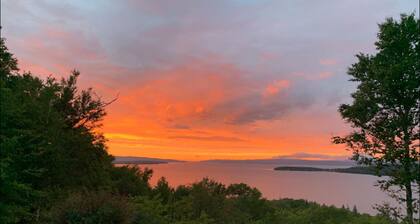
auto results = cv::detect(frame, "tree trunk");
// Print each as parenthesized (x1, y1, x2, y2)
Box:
(402, 128, 414, 224)
(405, 179, 414, 224)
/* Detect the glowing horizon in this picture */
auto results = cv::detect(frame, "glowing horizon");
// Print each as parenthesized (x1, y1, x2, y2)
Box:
(3, 1, 418, 161)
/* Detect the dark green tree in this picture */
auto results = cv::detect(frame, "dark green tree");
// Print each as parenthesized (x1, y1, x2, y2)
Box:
(111, 166, 153, 196)
(0, 38, 38, 223)
(153, 177, 174, 204)
(333, 14, 419, 223)
(0, 38, 115, 222)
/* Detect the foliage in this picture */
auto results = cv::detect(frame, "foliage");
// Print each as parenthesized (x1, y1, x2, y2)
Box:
(0, 38, 43, 223)
(49, 191, 135, 224)
(0, 38, 120, 223)
(111, 165, 153, 196)
(332, 13, 420, 223)
(265, 199, 390, 224)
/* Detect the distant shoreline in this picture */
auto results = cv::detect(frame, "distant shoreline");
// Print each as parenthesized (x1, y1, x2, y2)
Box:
(274, 166, 386, 176)
(112, 156, 184, 165)
(113, 160, 170, 165)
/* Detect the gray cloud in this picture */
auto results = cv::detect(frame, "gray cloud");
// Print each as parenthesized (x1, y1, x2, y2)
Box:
(200, 81, 315, 125)
(3, 0, 418, 127)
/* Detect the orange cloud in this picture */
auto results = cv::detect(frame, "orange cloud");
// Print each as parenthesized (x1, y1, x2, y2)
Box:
(274, 152, 349, 160)
(263, 80, 290, 97)
(11, 26, 347, 161)
(96, 60, 348, 160)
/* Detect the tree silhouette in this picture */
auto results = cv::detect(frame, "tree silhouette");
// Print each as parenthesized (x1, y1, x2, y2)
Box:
(333, 14, 419, 223)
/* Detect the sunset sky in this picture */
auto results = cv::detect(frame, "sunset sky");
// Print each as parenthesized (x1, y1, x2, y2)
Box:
(3, 1, 418, 160)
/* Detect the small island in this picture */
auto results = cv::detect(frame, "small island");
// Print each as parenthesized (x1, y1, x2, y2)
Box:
(274, 166, 387, 176)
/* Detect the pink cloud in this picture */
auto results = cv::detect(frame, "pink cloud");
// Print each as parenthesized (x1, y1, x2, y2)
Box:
(293, 72, 334, 80)
(319, 58, 337, 66)
(259, 52, 280, 61)
(317, 72, 334, 79)
(263, 80, 290, 97)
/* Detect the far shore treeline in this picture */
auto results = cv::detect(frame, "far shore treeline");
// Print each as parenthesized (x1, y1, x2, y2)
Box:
(0, 13, 419, 224)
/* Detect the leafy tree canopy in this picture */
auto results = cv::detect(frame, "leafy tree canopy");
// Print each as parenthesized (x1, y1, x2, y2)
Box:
(333, 13, 419, 223)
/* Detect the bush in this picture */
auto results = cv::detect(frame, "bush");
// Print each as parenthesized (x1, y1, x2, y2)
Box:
(111, 166, 153, 197)
(49, 191, 135, 224)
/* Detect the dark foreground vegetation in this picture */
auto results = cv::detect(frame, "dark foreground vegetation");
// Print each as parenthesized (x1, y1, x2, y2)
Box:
(0, 39, 396, 224)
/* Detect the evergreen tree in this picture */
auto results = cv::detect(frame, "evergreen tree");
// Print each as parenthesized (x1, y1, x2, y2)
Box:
(352, 205, 358, 214)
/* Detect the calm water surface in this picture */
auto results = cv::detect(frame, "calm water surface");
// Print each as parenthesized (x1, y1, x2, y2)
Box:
(138, 161, 396, 215)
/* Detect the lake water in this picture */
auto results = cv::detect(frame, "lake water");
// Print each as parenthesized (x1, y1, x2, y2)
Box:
(137, 161, 397, 215)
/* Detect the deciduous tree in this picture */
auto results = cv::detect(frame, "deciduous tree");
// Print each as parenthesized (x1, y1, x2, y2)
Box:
(333, 14, 419, 223)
